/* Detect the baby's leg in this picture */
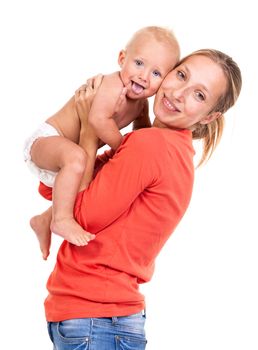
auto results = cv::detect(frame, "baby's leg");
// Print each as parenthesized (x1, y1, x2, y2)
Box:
(30, 136, 95, 246)
(78, 125, 100, 192)
(30, 207, 52, 260)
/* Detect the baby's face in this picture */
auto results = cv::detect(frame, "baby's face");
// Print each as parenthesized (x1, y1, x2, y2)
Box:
(118, 38, 178, 100)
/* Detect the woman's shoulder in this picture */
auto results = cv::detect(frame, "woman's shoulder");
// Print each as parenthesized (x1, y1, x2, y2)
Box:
(127, 127, 192, 147)
(124, 128, 194, 165)
(128, 127, 165, 140)
(123, 128, 165, 149)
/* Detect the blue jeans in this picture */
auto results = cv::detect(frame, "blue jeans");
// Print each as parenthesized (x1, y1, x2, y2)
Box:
(47, 311, 147, 350)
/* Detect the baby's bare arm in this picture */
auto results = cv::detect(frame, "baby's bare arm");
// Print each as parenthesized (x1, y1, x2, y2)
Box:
(133, 100, 152, 130)
(88, 74, 125, 151)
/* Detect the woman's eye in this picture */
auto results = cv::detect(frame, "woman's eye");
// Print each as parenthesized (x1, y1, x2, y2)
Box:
(135, 59, 143, 66)
(176, 70, 186, 80)
(195, 91, 205, 101)
(152, 70, 161, 77)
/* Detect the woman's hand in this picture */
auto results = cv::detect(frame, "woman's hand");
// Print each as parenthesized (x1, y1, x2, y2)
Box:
(75, 74, 103, 126)
(133, 100, 152, 130)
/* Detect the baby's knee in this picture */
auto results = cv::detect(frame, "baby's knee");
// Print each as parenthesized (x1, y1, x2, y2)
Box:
(69, 147, 87, 174)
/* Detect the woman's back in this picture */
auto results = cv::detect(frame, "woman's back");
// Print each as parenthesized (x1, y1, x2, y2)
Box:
(44, 127, 195, 321)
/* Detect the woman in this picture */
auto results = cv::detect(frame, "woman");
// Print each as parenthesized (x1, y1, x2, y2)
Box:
(43, 49, 242, 350)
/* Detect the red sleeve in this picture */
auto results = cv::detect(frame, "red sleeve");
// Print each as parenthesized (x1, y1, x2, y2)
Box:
(37, 148, 115, 201)
(74, 130, 160, 232)
(93, 148, 115, 178)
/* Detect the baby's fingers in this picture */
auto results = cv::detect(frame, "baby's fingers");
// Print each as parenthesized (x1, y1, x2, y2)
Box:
(114, 86, 127, 113)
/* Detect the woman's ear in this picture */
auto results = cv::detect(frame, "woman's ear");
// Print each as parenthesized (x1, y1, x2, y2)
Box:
(200, 111, 222, 125)
(118, 50, 126, 67)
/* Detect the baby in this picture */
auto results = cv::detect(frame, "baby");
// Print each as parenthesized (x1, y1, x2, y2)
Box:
(24, 26, 180, 259)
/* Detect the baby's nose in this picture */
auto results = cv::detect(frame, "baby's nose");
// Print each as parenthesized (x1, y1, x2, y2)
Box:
(139, 70, 149, 82)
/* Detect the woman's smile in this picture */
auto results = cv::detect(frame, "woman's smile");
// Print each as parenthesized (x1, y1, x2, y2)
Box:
(162, 95, 181, 112)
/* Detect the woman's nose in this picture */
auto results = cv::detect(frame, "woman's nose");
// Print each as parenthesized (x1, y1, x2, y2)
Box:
(173, 88, 185, 102)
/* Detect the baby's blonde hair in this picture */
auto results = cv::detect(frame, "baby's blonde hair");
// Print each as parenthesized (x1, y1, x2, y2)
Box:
(125, 26, 180, 62)
(180, 49, 242, 166)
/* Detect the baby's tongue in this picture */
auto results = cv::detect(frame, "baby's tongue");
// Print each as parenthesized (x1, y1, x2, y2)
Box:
(131, 82, 144, 94)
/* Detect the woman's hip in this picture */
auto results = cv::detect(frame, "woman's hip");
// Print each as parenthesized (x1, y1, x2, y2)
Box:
(47, 311, 147, 350)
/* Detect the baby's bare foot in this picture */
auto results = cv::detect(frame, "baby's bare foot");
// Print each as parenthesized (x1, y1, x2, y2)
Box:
(50, 217, 95, 246)
(30, 215, 51, 260)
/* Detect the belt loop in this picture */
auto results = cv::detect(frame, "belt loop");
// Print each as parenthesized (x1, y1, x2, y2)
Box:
(112, 316, 118, 324)
(143, 308, 147, 318)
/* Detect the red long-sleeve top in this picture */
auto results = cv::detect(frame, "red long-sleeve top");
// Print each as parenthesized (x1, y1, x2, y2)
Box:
(42, 127, 195, 321)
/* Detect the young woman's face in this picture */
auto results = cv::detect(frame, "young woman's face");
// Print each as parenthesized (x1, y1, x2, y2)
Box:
(153, 55, 227, 130)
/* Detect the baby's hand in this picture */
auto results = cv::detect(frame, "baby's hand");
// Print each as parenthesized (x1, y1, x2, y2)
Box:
(133, 100, 151, 131)
(114, 83, 129, 115)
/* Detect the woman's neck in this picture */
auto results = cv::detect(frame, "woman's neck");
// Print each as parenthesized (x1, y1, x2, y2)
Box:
(152, 118, 186, 132)
(152, 118, 167, 129)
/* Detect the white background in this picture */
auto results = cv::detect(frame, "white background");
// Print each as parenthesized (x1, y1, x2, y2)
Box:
(0, 0, 257, 349)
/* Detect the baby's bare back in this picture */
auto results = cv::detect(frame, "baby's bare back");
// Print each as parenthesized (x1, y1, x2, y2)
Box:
(46, 96, 80, 144)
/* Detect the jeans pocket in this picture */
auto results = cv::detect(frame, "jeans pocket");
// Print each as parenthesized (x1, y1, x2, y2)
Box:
(115, 334, 147, 350)
(47, 322, 54, 343)
(56, 319, 91, 346)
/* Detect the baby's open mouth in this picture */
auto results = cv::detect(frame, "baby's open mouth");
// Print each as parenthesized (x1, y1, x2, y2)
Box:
(131, 81, 145, 94)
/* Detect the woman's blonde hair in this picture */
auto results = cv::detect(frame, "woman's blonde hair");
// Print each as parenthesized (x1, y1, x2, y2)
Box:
(180, 49, 242, 166)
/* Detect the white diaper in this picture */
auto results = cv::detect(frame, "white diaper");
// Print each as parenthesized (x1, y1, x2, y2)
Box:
(23, 122, 60, 187)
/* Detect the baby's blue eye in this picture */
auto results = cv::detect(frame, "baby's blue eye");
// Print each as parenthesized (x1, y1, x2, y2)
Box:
(135, 59, 143, 66)
(153, 70, 161, 77)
